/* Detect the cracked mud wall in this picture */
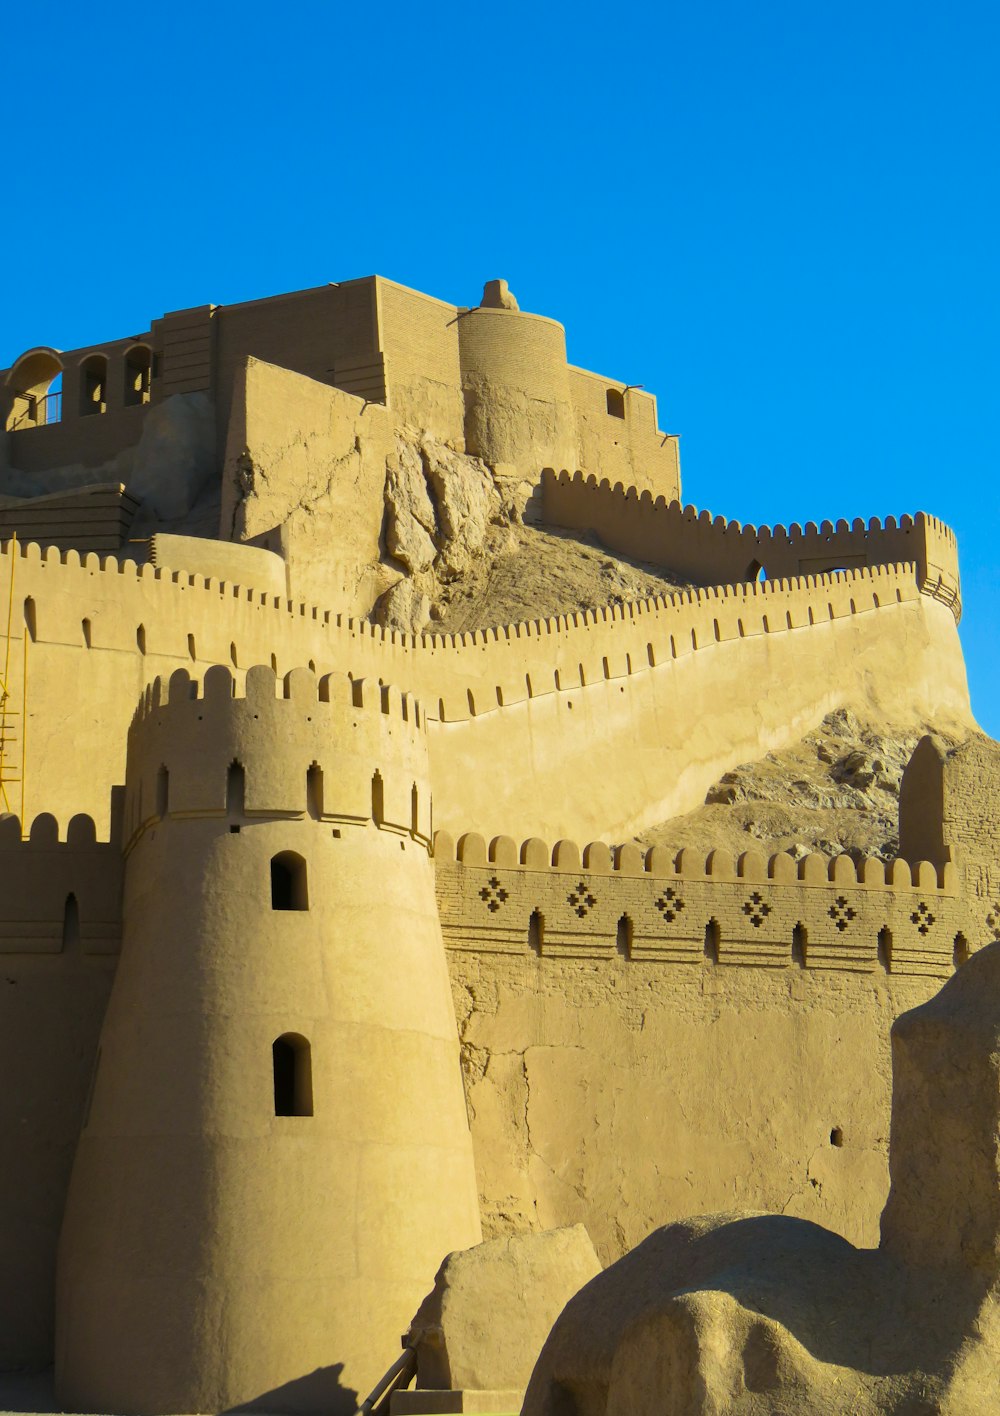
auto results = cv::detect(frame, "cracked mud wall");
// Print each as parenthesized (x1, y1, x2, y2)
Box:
(221, 358, 395, 614)
(448, 951, 948, 1264)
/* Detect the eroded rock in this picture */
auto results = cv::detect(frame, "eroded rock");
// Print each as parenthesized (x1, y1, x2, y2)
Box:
(406, 1225, 601, 1394)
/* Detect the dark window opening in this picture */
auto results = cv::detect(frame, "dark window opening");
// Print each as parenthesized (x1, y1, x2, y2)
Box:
(528, 909, 544, 955)
(227, 761, 245, 816)
(62, 893, 80, 951)
(792, 924, 807, 968)
(954, 933, 970, 969)
(705, 920, 720, 964)
(124, 346, 152, 406)
(830, 1127, 844, 1147)
(307, 764, 324, 819)
(372, 770, 385, 826)
(877, 926, 892, 973)
(155, 766, 169, 818)
(616, 914, 632, 960)
(747, 560, 767, 583)
(273, 1033, 313, 1116)
(79, 355, 108, 416)
(23, 597, 36, 642)
(411, 782, 420, 834)
(81, 617, 92, 648)
(271, 851, 308, 911)
(606, 388, 625, 418)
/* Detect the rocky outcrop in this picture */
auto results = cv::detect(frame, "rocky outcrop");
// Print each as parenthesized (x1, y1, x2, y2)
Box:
(633, 708, 965, 865)
(406, 1226, 601, 1394)
(523, 940, 1000, 1416)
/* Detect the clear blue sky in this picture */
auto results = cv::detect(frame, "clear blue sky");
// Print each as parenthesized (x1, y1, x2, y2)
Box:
(3, 0, 998, 732)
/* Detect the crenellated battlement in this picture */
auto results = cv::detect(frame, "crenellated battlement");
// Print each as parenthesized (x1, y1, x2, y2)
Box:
(434, 831, 969, 978)
(0, 809, 122, 956)
(123, 665, 433, 850)
(538, 469, 962, 622)
(433, 830, 958, 892)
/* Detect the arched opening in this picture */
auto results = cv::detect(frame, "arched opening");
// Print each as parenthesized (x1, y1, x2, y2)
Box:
(528, 909, 544, 955)
(62, 893, 80, 951)
(704, 919, 720, 964)
(79, 353, 108, 416)
(123, 344, 152, 406)
(5, 349, 63, 430)
(230, 641, 238, 667)
(877, 926, 892, 973)
(81, 618, 92, 648)
(23, 597, 36, 643)
(271, 851, 308, 911)
(616, 914, 632, 959)
(606, 387, 625, 418)
(226, 760, 245, 816)
(747, 560, 767, 583)
(136, 623, 146, 654)
(411, 782, 420, 834)
(155, 766, 169, 818)
(272, 1033, 313, 1116)
(187, 633, 196, 660)
(792, 924, 807, 968)
(306, 763, 324, 819)
(954, 933, 970, 969)
(371, 770, 384, 826)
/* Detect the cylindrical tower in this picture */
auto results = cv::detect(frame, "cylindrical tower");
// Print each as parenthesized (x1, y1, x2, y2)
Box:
(55, 664, 481, 1415)
(458, 283, 579, 473)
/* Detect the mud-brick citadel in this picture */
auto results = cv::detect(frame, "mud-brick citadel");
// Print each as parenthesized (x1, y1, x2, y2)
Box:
(0, 275, 996, 1415)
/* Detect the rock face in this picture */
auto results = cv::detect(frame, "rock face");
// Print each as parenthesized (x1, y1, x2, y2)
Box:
(406, 1226, 601, 1394)
(522, 941, 1000, 1415)
(632, 708, 963, 865)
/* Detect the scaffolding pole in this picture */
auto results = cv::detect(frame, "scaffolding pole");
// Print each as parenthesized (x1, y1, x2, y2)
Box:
(0, 533, 26, 830)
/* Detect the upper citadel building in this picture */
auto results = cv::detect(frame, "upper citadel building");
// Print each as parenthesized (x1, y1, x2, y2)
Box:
(0, 276, 994, 1415)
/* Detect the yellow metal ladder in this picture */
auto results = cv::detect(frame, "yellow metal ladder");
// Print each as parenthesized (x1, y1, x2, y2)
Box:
(0, 534, 27, 829)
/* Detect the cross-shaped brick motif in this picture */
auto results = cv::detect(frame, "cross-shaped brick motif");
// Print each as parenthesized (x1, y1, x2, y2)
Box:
(987, 902, 1000, 941)
(910, 901, 936, 936)
(743, 891, 772, 929)
(828, 895, 857, 933)
(478, 877, 509, 913)
(655, 886, 686, 923)
(568, 881, 597, 918)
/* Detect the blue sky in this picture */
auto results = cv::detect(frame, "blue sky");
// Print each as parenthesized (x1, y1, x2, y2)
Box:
(3, 0, 997, 732)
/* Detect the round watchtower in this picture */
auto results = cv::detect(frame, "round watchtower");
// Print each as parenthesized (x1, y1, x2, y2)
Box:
(55, 665, 481, 1415)
(458, 281, 579, 472)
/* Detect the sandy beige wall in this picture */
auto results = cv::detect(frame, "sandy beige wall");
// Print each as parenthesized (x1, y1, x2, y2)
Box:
(434, 833, 975, 1259)
(0, 827, 121, 1368)
(0, 539, 970, 840)
(426, 592, 971, 841)
(445, 942, 943, 1264)
(220, 359, 393, 612)
(540, 469, 961, 620)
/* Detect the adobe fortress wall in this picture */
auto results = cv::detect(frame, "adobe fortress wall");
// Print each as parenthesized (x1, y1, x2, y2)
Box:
(434, 829, 975, 1263)
(0, 533, 971, 841)
(0, 813, 121, 1368)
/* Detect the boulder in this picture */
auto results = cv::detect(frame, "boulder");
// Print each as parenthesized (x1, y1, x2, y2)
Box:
(385, 439, 438, 574)
(523, 941, 1000, 1415)
(407, 1225, 601, 1394)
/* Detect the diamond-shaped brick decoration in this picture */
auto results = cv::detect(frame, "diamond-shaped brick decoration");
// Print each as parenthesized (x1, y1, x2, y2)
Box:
(478, 876, 510, 914)
(742, 891, 773, 929)
(567, 881, 598, 918)
(828, 895, 858, 933)
(655, 886, 687, 924)
(910, 900, 937, 937)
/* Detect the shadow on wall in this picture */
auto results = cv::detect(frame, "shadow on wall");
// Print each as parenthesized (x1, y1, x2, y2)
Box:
(224, 1364, 358, 1416)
